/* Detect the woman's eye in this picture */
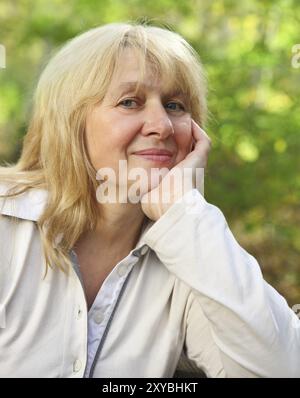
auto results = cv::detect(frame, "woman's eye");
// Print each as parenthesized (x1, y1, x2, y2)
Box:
(119, 99, 138, 108)
(166, 102, 185, 111)
(118, 99, 185, 112)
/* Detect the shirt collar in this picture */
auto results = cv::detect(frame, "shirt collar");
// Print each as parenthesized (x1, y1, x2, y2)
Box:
(131, 216, 155, 256)
(0, 183, 154, 254)
(0, 183, 48, 221)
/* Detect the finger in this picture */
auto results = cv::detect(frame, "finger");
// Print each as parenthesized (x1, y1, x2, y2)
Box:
(191, 119, 212, 148)
(190, 137, 196, 151)
(191, 119, 211, 141)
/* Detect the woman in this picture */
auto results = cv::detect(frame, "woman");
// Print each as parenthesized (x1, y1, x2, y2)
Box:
(0, 21, 299, 378)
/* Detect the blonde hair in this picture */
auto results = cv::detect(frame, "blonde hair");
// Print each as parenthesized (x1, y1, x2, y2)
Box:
(0, 20, 208, 275)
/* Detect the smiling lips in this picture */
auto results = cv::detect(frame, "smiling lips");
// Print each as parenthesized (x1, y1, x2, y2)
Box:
(133, 148, 173, 164)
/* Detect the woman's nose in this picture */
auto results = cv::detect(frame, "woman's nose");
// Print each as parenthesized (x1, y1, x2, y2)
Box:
(140, 103, 174, 139)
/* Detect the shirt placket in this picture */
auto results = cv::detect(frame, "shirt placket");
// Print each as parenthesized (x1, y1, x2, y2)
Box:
(69, 247, 148, 378)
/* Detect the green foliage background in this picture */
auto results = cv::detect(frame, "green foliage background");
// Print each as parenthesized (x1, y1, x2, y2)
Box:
(0, 0, 299, 306)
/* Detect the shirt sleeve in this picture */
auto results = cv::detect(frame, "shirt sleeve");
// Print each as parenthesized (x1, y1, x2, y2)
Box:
(143, 189, 300, 378)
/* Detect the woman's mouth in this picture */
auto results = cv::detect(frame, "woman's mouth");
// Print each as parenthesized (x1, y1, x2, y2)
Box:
(133, 153, 173, 164)
(133, 148, 174, 165)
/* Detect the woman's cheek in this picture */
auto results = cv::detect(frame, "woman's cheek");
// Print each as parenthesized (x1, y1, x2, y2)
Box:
(174, 132, 193, 162)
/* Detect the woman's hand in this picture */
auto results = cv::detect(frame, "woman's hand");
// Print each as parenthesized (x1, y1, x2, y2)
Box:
(140, 119, 212, 221)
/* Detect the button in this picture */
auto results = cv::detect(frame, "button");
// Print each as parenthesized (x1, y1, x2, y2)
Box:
(117, 265, 128, 277)
(94, 311, 104, 324)
(73, 359, 82, 372)
(77, 306, 83, 319)
(140, 246, 148, 255)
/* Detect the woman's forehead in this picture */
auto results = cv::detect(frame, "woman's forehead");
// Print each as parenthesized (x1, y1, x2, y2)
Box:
(114, 49, 176, 84)
(110, 66, 187, 97)
(108, 48, 190, 99)
(113, 54, 159, 83)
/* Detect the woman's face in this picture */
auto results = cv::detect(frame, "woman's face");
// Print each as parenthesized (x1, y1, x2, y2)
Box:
(85, 49, 193, 196)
